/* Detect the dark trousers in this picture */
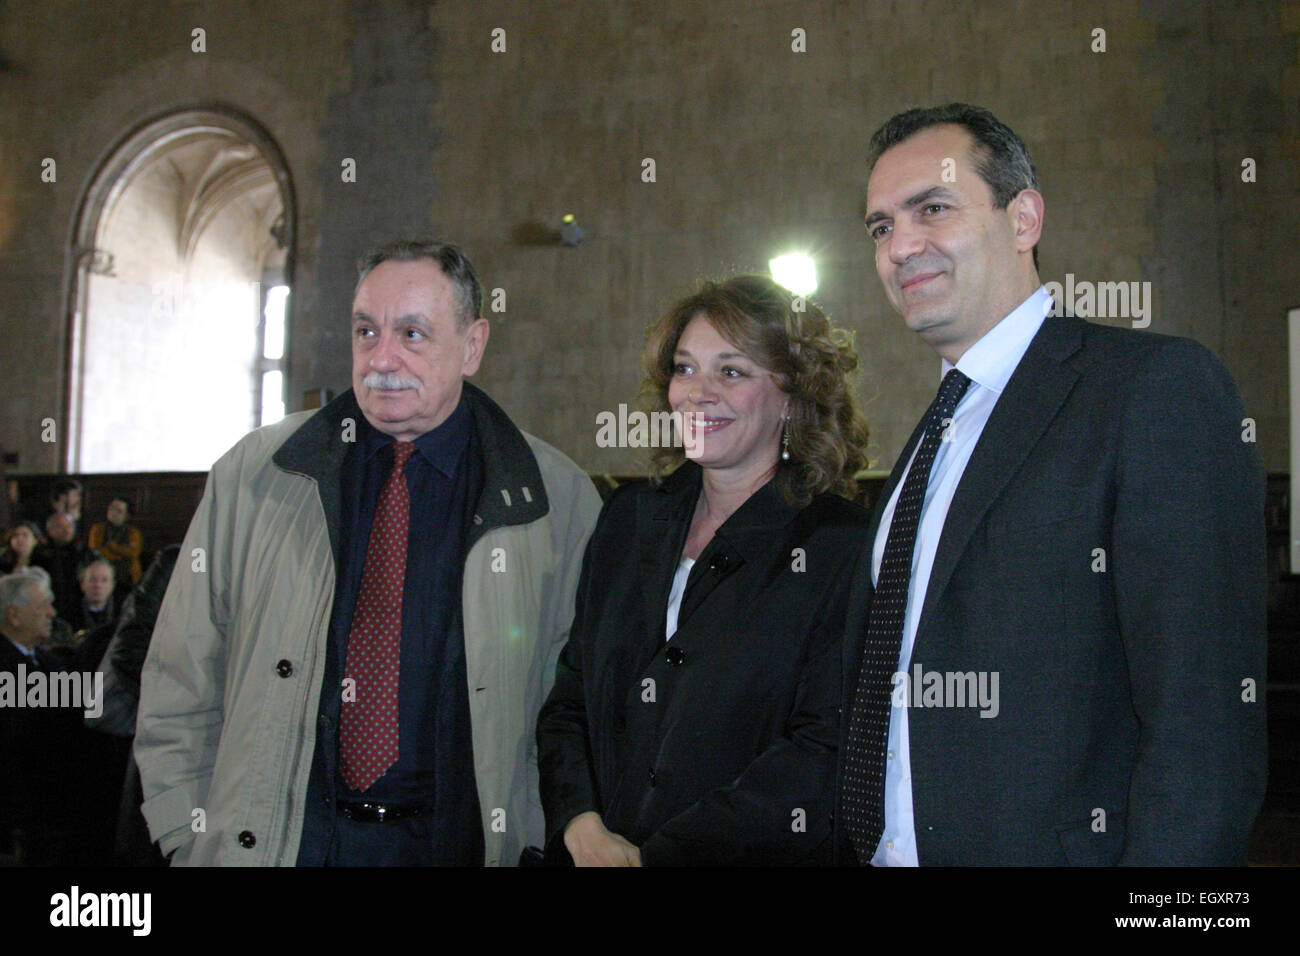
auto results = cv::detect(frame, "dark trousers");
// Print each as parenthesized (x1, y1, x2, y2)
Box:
(296, 712, 482, 867)
(323, 814, 442, 866)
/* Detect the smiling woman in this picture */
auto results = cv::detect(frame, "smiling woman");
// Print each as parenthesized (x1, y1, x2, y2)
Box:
(536, 274, 871, 866)
(642, 274, 869, 507)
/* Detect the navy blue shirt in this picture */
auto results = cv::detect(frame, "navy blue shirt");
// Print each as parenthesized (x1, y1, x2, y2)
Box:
(305, 394, 484, 865)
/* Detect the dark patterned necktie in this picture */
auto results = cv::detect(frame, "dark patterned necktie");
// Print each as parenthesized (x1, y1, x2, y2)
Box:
(339, 441, 415, 792)
(842, 368, 971, 861)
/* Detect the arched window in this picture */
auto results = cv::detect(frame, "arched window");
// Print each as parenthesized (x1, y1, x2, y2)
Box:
(66, 107, 296, 472)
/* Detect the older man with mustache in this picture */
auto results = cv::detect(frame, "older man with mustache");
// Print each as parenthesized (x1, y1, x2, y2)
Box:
(135, 240, 601, 866)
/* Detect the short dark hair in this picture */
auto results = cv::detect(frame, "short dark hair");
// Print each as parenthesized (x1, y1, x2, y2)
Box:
(868, 103, 1040, 267)
(354, 240, 483, 328)
(109, 495, 133, 517)
(51, 478, 82, 502)
(5, 520, 42, 547)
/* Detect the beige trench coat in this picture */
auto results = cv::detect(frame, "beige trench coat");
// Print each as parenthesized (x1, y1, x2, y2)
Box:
(135, 385, 601, 865)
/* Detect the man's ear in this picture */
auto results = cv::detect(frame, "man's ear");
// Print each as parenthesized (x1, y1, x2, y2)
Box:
(460, 317, 491, 377)
(1009, 188, 1045, 254)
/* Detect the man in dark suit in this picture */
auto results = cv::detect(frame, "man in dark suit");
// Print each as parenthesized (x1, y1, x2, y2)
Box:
(0, 568, 90, 864)
(837, 103, 1267, 865)
(65, 557, 123, 636)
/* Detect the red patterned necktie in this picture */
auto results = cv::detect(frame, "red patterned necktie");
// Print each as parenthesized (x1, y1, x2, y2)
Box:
(339, 440, 415, 791)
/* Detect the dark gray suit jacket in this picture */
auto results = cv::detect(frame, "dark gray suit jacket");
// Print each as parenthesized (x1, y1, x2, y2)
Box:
(836, 315, 1268, 865)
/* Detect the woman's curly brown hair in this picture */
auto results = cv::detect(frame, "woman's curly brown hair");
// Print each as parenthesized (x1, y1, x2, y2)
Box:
(640, 274, 869, 507)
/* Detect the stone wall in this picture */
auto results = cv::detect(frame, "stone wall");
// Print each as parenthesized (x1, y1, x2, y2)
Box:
(0, 0, 1296, 476)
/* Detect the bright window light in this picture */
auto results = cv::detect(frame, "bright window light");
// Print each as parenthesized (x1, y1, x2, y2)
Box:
(263, 285, 289, 360)
(769, 254, 818, 296)
(261, 370, 285, 425)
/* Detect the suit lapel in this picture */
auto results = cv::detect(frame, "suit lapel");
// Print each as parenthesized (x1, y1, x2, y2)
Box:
(633, 464, 699, 668)
(914, 317, 1084, 638)
(676, 481, 798, 627)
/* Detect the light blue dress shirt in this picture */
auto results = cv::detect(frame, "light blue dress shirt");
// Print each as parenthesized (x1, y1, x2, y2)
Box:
(870, 286, 1052, 866)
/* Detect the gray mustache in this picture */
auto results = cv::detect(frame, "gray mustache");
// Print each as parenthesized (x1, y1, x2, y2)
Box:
(363, 372, 419, 390)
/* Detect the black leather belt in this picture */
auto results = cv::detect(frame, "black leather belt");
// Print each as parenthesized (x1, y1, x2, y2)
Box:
(336, 800, 436, 823)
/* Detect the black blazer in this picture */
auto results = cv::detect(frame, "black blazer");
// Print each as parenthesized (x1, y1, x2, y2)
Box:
(538, 461, 869, 865)
(0, 638, 87, 861)
(836, 315, 1268, 865)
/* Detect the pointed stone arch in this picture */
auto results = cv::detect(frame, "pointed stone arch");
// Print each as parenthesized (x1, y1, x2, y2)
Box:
(65, 106, 296, 471)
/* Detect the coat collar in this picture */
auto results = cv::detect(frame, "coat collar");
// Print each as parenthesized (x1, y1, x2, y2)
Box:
(636, 461, 802, 655)
(271, 382, 550, 562)
(458, 381, 550, 548)
(636, 463, 700, 655)
(270, 391, 354, 564)
(649, 460, 802, 550)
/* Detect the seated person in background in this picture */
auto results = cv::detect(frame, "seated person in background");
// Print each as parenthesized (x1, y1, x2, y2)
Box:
(537, 274, 871, 865)
(88, 496, 144, 585)
(0, 568, 89, 865)
(0, 521, 42, 573)
(36, 478, 83, 539)
(69, 557, 121, 636)
(35, 512, 90, 624)
(19, 566, 78, 663)
(84, 544, 180, 866)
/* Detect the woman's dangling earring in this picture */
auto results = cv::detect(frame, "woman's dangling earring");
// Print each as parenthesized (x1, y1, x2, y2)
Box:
(781, 418, 791, 460)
